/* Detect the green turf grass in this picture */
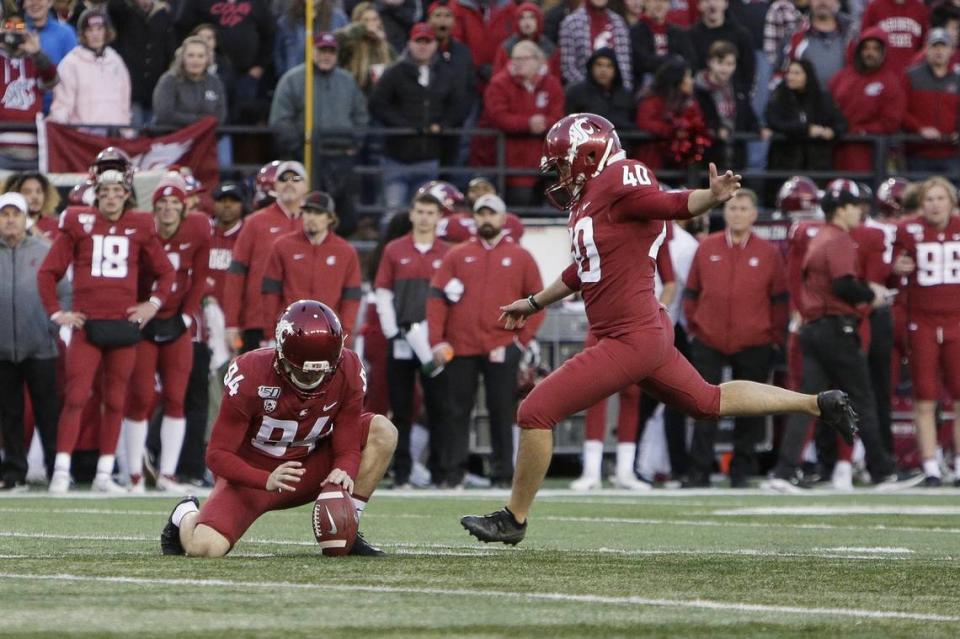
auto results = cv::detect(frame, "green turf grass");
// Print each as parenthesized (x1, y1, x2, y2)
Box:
(0, 490, 958, 638)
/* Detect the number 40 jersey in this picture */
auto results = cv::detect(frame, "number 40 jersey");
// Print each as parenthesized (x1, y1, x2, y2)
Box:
(560, 157, 692, 338)
(38, 207, 175, 320)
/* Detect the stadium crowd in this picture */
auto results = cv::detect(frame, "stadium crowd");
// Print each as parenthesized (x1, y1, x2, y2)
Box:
(0, 0, 958, 493)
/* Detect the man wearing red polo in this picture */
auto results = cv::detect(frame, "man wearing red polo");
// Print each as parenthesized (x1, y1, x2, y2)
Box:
(428, 193, 543, 487)
(684, 189, 788, 487)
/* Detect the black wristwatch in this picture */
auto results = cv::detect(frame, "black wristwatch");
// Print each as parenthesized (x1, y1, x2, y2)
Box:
(526, 295, 542, 312)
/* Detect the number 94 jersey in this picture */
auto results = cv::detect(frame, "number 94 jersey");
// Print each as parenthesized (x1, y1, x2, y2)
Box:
(560, 158, 691, 337)
(894, 216, 960, 315)
(37, 207, 175, 320)
(213, 347, 367, 479)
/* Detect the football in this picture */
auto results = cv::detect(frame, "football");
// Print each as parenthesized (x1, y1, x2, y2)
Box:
(312, 486, 358, 556)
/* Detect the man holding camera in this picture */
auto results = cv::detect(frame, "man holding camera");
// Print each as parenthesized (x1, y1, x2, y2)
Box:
(0, 19, 57, 165)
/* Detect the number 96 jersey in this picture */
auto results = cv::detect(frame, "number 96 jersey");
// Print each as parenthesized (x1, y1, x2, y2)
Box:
(209, 347, 368, 485)
(894, 216, 960, 315)
(560, 158, 691, 337)
(37, 207, 175, 320)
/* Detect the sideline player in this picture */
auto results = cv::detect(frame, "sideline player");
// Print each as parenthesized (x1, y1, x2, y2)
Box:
(160, 301, 397, 557)
(461, 114, 859, 544)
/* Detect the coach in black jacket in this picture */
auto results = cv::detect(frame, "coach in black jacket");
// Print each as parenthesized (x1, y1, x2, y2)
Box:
(370, 23, 466, 211)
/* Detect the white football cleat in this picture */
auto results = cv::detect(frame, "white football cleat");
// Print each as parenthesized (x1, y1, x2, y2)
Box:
(831, 461, 854, 491)
(156, 474, 192, 494)
(92, 473, 127, 495)
(569, 474, 602, 491)
(611, 473, 652, 491)
(48, 470, 71, 494)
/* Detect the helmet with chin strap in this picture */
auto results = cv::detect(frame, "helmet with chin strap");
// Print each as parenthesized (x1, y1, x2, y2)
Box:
(776, 176, 820, 218)
(274, 300, 344, 397)
(876, 177, 909, 219)
(540, 113, 622, 210)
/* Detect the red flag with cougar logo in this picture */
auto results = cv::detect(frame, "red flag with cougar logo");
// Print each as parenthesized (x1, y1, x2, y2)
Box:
(39, 116, 219, 188)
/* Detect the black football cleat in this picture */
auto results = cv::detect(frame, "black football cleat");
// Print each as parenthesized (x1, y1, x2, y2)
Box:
(461, 508, 527, 545)
(817, 390, 859, 446)
(161, 495, 199, 556)
(349, 531, 386, 557)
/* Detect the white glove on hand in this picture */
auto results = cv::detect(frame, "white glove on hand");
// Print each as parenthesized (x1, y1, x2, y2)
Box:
(443, 278, 464, 304)
(520, 338, 540, 369)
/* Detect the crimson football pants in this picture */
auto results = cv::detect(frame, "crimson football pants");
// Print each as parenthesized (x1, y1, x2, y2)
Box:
(125, 332, 194, 421)
(907, 312, 960, 401)
(519, 309, 721, 430)
(196, 412, 374, 548)
(583, 332, 640, 442)
(57, 329, 136, 455)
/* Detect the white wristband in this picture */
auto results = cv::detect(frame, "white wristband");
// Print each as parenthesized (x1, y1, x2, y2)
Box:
(148, 296, 162, 310)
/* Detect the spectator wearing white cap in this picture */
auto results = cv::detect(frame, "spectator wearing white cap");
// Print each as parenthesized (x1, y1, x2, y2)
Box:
(222, 160, 307, 353)
(0, 192, 70, 489)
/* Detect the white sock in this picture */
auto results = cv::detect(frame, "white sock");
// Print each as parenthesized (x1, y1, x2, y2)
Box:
(96, 454, 115, 476)
(616, 442, 637, 478)
(954, 455, 960, 475)
(923, 458, 941, 478)
(159, 416, 186, 476)
(581, 440, 603, 479)
(122, 418, 148, 477)
(171, 500, 199, 527)
(409, 423, 429, 464)
(352, 497, 366, 521)
(54, 452, 71, 473)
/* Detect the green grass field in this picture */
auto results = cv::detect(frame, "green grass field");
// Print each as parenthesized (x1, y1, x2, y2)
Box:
(1, 489, 959, 638)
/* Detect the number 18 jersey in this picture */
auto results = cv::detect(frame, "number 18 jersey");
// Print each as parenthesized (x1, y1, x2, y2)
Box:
(560, 157, 691, 337)
(37, 207, 175, 320)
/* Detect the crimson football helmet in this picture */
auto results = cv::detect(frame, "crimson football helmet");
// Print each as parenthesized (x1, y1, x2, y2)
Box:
(776, 176, 820, 218)
(91, 146, 135, 188)
(274, 300, 345, 396)
(876, 177, 909, 219)
(540, 113, 622, 210)
(254, 160, 282, 207)
(415, 180, 465, 216)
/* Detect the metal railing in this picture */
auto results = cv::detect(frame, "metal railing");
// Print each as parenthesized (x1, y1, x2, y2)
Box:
(3, 119, 956, 218)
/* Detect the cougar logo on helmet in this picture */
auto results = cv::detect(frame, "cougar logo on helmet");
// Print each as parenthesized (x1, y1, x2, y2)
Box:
(566, 117, 592, 165)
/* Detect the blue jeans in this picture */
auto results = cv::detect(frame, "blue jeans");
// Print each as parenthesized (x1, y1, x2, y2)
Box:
(381, 157, 439, 214)
(746, 50, 772, 172)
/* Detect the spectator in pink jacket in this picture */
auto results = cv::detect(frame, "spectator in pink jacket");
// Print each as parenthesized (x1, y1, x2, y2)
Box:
(49, 9, 131, 130)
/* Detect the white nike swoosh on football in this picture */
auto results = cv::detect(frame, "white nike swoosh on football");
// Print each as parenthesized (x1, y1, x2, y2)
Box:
(323, 402, 338, 411)
(325, 507, 337, 535)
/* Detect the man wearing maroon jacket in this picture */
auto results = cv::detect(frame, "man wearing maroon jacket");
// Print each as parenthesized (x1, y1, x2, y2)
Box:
(374, 193, 450, 488)
(37, 168, 175, 494)
(902, 29, 960, 174)
(684, 190, 788, 488)
(428, 193, 544, 487)
(223, 161, 307, 353)
(262, 192, 362, 340)
(829, 28, 906, 172)
(122, 175, 210, 494)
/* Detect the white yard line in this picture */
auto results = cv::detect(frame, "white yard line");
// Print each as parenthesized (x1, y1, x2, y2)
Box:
(714, 506, 960, 516)
(0, 572, 956, 624)
(593, 547, 912, 561)
(541, 515, 960, 534)
(812, 547, 914, 554)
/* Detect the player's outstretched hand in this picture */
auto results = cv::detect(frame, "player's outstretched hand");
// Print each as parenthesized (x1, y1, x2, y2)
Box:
(266, 460, 305, 493)
(321, 467, 354, 494)
(499, 298, 535, 330)
(708, 162, 742, 204)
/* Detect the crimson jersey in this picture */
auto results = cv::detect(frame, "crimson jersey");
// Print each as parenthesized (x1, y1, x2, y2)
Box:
(559, 157, 691, 337)
(893, 216, 960, 315)
(206, 347, 367, 490)
(785, 219, 824, 313)
(140, 213, 211, 319)
(207, 219, 242, 305)
(32, 216, 60, 242)
(37, 207, 174, 319)
(438, 212, 525, 243)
